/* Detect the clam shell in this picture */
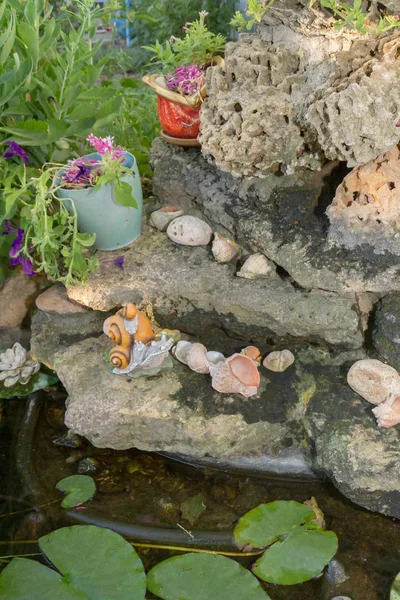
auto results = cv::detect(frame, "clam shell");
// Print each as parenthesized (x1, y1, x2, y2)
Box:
(150, 206, 184, 231)
(227, 354, 260, 388)
(373, 395, 400, 428)
(206, 351, 225, 365)
(172, 340, 192, 365)
(167, 216, 212, 247)
(237, 254, 276, 280)
(347, 359, 400, 405)
(186, 343, 210, 374)
(263, 350, 295, 373)
(212, 233, 241, 263)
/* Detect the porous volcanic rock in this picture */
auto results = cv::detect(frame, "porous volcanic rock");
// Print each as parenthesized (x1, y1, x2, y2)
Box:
(327, 145, 400, 255)
(67, 231, 363, 352)
(150, 139, 400, 295)
(199, 2, 400, 177)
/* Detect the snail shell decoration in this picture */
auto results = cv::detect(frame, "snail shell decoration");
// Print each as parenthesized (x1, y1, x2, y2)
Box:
(103, 303, 155, 370)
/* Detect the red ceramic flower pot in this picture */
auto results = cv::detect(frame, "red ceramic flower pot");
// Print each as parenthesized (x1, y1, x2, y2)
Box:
(157, 97, 200, 139)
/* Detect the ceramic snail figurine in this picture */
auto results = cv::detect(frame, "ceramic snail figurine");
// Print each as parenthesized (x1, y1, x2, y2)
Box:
(173, 341, 261, 398)
(103, 303, 174, 378)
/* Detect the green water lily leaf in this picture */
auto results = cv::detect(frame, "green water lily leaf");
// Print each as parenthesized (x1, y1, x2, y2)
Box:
(252, 525, 338, 585)
(147, 553, 271, 600)
(0, 372, 59, 399)
(180, 493, 207, 526)
(56, 475, 96, 508)
(234, 501, 316, 550)
(391, 572, 400, 599)
(0, 525, 146, 600)
(234, 501, 338, 585)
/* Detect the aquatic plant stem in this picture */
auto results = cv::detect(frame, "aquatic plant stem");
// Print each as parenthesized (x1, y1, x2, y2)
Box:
(0, 498, 61, 519)
(130, 542, 264, 557)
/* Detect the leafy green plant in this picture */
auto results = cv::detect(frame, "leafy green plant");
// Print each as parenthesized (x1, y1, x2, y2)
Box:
(315, 0, 400, 34)
(0, 526, 146, 600)
(56, 475, 96, 509)
(148, 553, 270, 600)
(392, 572, 400, 600)
(143, 11, 226, 72)
(234, 501, 338, 585)
(230, 0, 276, 31)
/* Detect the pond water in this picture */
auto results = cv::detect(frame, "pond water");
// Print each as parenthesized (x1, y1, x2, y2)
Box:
(1, 391, 399, 600)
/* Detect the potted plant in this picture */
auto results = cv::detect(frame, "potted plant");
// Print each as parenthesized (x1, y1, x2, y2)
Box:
(57, 134, 143, 251)
(142, 11, 225, 145)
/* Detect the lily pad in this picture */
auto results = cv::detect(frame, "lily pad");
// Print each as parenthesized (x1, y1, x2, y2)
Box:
(0, 525, 146, 600)
(180, 494, 207, 526)
(56, 475, 96, 508)
(234, 501, 338, 585)
(391, 572, 400, 599)
(147, 553, 271, 600)
(0, 372, 58, 399)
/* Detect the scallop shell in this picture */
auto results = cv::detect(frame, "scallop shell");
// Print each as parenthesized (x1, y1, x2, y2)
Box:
(150, 206, 184, 231)
(347, 359, 400, 405)
(237, 254, 276, 280)
(186, 343, 210, 374)
(373, 395, 400, 428)
(212, 233, 241, 264)
(241, 346, 261, 364)
(263, 350, 295, 373)
(167, 216, 212, 247)
(209, 353, 260, 397)
(172, 340, 193, 365)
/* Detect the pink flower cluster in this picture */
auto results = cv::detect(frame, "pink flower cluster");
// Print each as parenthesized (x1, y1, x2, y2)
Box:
(87, 134, 124, 159)
(165, 65, 205, 96)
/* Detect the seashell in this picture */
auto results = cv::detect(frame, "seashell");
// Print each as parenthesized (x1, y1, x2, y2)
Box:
(241, 346, 261, 364)
(149, 206, 184, 231)
(206, 351, 225, 365)
(167, 216, 212, 247)
(373, 394, 400, 428)
(172, 340, 193, 365)
(347, 359, 400, 405)
(109, 345, 131, 369)
(186, 343, 210, 374)
(212, 233, 241, 263)
(237, 254, 276, 280)
(209, 353, 260, 398)
(263, 350, 295, 373)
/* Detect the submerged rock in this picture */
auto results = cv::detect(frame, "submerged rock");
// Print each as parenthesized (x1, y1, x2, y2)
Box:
(373, 294, 400, 371)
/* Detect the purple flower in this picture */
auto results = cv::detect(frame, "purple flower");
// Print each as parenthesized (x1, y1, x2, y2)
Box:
(10, 255, 36, 276)
(101, 256, 124, 271)
(166, 65, 205, 96)
(3, 141, 29, 165)
(2, 222, 35, 276)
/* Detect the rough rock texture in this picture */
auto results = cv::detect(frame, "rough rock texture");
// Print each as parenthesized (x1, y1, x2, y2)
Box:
(327, 145, 400, 255)
(55, 335, 400, 519)
(199, 4, 400, 177)
(57, 336, 311, 471)
(307, 371, 400, 518)
(31, 308, 110, 368)
(151, 139, 400, 294)
(67, 231, 363, 352)
(35, 284, 88, 314)
(373, 294, 400, 371)
(0, 272, 39, 328)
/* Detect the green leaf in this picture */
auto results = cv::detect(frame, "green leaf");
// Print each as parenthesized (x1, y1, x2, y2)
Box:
(234, 501, 315, 550)
(0, 372, 59, 399)
(391, 573, 400, 600)
(252, 526, 338, 585)
(113, 180, 137, 208)
(147, 554, 270, 600)
(234, 501, 338, 585)
(75, 231, 97, 248)
(180, 494, 207, 526)
(0, 526, 147, 600)
(17, 22, 39, 68)
(0, 10, 16, 65)
(56, 475, 96, 508)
